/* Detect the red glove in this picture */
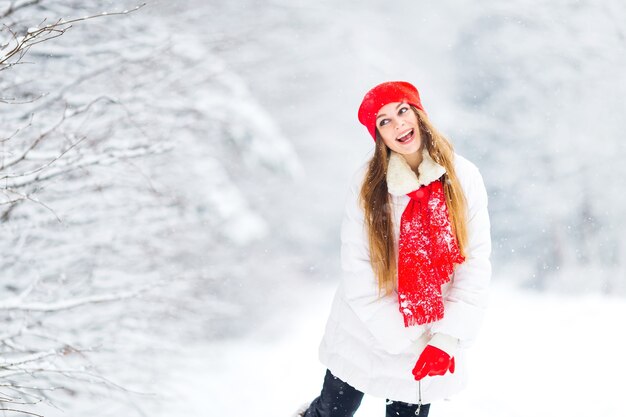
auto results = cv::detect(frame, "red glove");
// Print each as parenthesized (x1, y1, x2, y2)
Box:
(412, 345, 455, 381)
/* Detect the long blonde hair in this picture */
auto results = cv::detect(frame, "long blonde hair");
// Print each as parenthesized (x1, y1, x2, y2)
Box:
(359, 106, 469, 297)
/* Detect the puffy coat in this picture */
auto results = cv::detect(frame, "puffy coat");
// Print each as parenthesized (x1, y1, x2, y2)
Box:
(318, 147, 492, 404)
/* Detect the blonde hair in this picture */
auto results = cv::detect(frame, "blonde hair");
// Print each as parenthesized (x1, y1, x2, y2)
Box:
(359, 106, 469, 297)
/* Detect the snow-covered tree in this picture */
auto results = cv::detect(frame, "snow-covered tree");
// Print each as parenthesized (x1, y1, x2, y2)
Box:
(451, 0, 626, 293)
(1, 1, 302, 415)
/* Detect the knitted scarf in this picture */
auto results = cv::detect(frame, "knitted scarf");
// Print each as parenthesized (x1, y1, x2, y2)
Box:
(387, 150, 465, 327)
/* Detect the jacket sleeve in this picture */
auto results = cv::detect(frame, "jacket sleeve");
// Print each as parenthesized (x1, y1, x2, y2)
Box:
(339, 169, 422, 354)
(429, 164, 492, 350)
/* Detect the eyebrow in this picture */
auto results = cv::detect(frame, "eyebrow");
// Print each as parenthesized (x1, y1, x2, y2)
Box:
(376, 102, 406, 120)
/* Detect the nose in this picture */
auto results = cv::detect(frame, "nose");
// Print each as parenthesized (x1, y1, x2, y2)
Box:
(393, 118, 405, 130)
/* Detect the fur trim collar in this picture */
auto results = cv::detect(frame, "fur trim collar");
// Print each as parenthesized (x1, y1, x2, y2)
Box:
(386, 148, 446, 196)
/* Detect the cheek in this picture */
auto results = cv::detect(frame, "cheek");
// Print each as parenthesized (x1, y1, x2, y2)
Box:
(379, 129, 396, 147)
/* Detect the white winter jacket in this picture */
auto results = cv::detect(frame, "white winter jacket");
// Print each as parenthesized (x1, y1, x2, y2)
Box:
(318, 147, 492, 404)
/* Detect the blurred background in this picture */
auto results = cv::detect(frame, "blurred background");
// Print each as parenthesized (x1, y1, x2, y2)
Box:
(1, 1, 625, 416)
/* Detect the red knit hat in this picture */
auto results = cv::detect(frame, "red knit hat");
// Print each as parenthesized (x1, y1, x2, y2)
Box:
(357, 81, 426, 141)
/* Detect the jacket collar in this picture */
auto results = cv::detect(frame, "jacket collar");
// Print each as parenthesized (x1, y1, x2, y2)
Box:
(386, 147, 446, 196)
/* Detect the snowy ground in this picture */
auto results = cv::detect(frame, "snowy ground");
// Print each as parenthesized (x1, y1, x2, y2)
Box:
(160, 279, 626, 417)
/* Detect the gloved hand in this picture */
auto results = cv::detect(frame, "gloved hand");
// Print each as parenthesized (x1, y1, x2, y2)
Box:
(412, 345, 455, 381)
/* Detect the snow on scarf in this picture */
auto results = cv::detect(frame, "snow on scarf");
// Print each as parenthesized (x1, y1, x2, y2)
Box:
(386, 149, 465, 327)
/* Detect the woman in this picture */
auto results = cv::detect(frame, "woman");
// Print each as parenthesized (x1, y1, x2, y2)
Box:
(295, 81, 492, 417)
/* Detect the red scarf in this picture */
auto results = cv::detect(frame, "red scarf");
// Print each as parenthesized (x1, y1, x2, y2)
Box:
(397, 177, 465, 327)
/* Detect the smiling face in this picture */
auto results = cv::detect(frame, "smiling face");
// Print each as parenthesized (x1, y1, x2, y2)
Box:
(375, 101, 422, 155)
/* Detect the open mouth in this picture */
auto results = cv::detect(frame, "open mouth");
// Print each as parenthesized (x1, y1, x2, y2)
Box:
(396, 129, 414, 144)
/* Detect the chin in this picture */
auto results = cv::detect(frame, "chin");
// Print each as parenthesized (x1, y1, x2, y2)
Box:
(393, 144, 421, 155)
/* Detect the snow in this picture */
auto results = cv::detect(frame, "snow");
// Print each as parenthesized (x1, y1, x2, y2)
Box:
(166, 280, 626, 417)
(3, 0, 626, 415)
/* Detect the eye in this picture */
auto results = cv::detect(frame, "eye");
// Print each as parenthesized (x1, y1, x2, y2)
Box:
(379, 118, 389, 127)
(398, 106, 409, 115)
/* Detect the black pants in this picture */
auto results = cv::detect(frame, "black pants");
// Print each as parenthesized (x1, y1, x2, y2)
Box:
(304, 369, 430, 417)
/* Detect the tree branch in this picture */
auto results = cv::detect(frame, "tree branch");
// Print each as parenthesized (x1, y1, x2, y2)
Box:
(0, 0, 42, 20)
(0, 286, 152, 312)
(1, 3, 146, 71)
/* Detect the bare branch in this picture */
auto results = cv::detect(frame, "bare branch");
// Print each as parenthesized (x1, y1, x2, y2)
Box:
(0, 408, 43, 417)
(0, 93, 47, 105)
(8, 141, 172, 187)
(1, 3, 147, 72)
(1, 94, 150, 174)
(0, 285, 153, 312)
(0, 382, 61, 392)
(0, 0, 42, 20)
(1, 366, 156, 397)
(0, 187, 62, 223)
(0, 107, 70, 171)
(0, 112, 34, 143)
(0, 349, 57, 369)
(0, 135, 87, 180)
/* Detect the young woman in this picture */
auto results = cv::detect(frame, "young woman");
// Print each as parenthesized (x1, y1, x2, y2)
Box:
(294, 81, 492, 417)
